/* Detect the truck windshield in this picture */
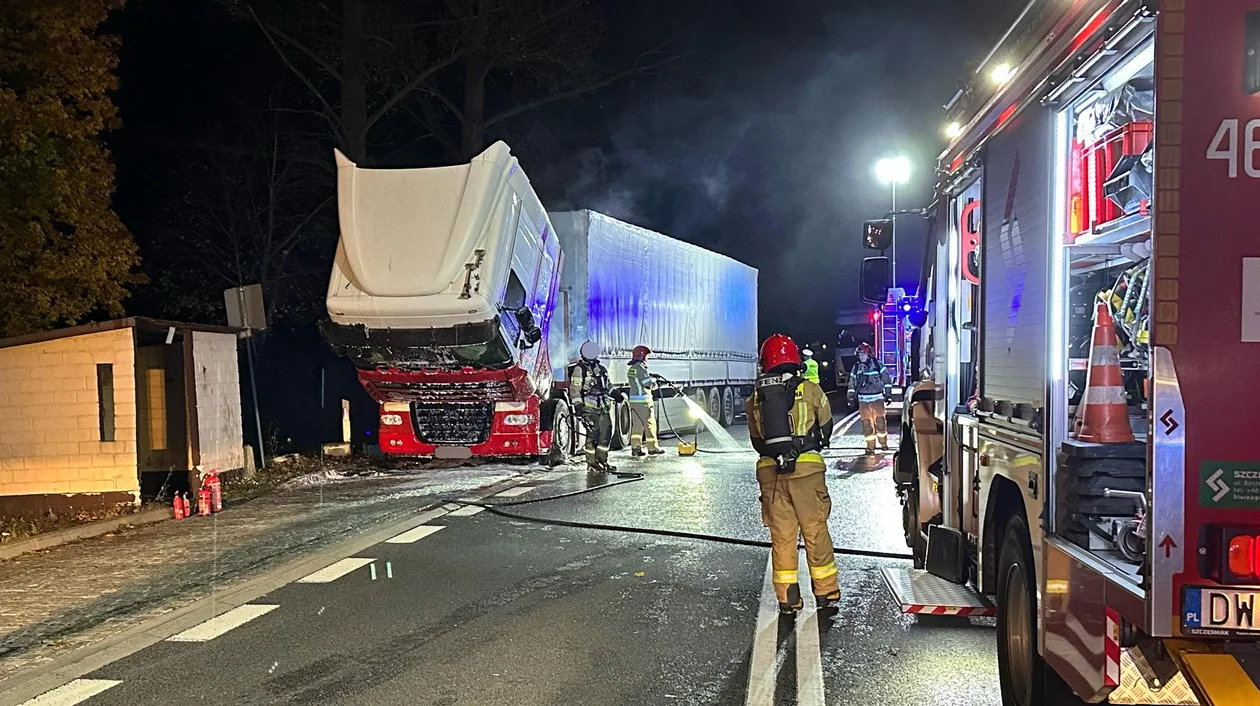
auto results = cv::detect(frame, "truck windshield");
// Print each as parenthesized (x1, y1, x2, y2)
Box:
(321, 318, 517, 371)
(355, 339, 515, 370)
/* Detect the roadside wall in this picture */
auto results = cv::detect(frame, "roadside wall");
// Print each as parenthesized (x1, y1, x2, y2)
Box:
(0, 328, 140, 514)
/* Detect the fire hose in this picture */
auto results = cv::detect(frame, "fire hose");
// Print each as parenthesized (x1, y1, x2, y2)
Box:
(439, 465, 915, 561)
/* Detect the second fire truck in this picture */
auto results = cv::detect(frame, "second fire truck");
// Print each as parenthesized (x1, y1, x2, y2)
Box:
(876, 1, 1260, 705)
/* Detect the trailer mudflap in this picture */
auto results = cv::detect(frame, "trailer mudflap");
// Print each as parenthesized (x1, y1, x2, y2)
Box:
(1163, 641, 1260, 706)
(880, 567, 995, 617)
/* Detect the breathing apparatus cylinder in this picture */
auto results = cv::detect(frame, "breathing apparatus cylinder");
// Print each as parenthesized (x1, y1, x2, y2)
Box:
(754, 373, 803, 474)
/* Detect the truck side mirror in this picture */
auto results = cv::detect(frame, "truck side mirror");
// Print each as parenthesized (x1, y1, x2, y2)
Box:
(515, 308, 542, 349)
(863, 219, 893, 250)
(860, 257, 890, 304)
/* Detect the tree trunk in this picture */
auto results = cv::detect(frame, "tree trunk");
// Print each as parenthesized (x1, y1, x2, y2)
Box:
(461, 58, 487, 159)
(341, 0, 368, 163)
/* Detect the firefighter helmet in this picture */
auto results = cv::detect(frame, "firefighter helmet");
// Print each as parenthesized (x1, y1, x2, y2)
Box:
(580, 340, 601, 361)
(631, 345, 651, 362)
(759, 334, 801, 372)
(801, 348, 814, 358)
(857, 342, 874, 356)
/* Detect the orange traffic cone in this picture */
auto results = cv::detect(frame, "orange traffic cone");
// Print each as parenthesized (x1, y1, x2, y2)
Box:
(1075, 301, 1134, 443)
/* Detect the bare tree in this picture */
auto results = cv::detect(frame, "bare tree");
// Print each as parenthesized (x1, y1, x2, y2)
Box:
(225, 0, 671, 163)
(156, 120, 335, 326)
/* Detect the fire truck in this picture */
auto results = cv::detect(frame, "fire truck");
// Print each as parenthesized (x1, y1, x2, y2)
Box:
(874, 1, 1260, 704)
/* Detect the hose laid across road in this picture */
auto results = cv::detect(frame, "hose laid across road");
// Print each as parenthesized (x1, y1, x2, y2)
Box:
(441, 471, 914, 561)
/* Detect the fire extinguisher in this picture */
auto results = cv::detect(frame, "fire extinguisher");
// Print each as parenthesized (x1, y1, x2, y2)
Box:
(207, 470, 223, 513)
(173, 492, 188, 519)
(197, 486, 212, 516)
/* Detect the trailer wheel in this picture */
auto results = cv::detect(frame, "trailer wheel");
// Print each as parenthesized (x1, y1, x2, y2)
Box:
(719, 386, 736, 427)
(705, 387, 721, 424)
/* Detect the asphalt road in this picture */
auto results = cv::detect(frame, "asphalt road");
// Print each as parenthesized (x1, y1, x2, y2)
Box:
(11, 417, 1000, 706)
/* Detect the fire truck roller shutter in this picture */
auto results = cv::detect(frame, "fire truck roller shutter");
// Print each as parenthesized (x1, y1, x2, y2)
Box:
(980, 109, 1051, 415)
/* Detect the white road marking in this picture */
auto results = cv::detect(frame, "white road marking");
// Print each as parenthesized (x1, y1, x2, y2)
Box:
(20, 679, 121, 706)
(385, 525, 445, 544)
(296, 557, 375, 583)
(448, 504, 485, 517)
(795, 553, 826, 706)
(166, 604, 280, 642)
(745, 555, 782, 706)
(495, 486, 534, 497)
(831, 410, 861, 441)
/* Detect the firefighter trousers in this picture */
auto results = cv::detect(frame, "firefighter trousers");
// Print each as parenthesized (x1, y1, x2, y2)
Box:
(629, 401, 658, 451)
(859, 400, 888, 451)
(758, 469, 840, 605)
(581, 406, 613, 467)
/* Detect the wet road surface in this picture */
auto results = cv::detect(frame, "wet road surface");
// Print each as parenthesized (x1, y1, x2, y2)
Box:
(5, 417, 999, 706)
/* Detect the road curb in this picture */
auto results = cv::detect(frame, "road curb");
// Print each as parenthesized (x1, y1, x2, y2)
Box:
(0, 473, 533, 706)
(0, 507, 172, 562)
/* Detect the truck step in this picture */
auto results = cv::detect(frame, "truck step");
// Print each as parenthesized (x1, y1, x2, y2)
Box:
(880, 567, 995, 617)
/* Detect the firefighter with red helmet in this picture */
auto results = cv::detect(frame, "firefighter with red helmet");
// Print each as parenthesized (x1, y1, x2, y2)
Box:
(847, 342, 890, 454)
(747, 334, 840, 614)
(626, 345, 664, 457)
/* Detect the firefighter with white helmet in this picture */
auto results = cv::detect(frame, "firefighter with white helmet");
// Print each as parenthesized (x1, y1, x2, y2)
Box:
(626, 345, 664, 457)
(847, 342, 890, 454)
(747, 334, 840, 615)
(571, 340, 618, 472)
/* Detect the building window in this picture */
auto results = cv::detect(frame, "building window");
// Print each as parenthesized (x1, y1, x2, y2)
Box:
(97, 363, 115, 442)
(146, 367, 167, 450)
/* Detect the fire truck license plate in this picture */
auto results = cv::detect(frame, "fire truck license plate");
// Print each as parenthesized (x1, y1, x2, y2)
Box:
(1182, 587, 1260, 634)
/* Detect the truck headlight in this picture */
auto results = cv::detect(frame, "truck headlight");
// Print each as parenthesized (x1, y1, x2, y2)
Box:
(381, 414, 404, 426)
(503, 414, 534, 426)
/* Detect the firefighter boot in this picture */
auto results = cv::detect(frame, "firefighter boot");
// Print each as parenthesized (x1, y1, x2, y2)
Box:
(632, 448, 645, 458)
(648, 448, 665, 455)
(779, 583, 803, 616)
(816, 590, 841, 610)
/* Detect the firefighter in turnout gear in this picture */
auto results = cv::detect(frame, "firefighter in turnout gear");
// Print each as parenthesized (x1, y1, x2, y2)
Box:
(626, 345, 664, 457)
(848, 342, 890, 454)
(747, 334, 840, 615)
(571, 340, 618, 472)
(801, 348, 820, 384)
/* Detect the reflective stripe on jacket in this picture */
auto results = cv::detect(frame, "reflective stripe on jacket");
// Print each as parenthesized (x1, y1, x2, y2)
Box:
(746, 379, 832, 481)
(573, 360, 613, 409)
(849, 359, 887, 398)
(626, 361, 655, 403)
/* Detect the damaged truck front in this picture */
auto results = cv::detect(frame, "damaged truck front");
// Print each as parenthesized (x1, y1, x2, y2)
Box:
(322, 142, 567, 463)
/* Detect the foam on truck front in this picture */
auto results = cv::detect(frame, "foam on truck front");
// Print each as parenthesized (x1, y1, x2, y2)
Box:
(321, 142, 563, 459)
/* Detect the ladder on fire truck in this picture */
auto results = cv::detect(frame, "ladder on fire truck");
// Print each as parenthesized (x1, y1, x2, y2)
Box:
(878, 288, 904, 384)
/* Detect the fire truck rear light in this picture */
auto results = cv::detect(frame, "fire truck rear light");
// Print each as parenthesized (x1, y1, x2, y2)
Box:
(381, 414, 404, 426)
(1228, 536, 1256, 578)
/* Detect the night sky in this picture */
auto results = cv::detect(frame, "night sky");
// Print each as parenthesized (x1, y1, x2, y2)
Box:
(112, 0, 1019, 345)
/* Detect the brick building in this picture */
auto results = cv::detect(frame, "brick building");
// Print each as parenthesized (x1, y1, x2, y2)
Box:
(0, 318, 246, 516)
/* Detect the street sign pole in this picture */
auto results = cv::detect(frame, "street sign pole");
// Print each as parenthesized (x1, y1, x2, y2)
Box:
(233, 286, 267, 470)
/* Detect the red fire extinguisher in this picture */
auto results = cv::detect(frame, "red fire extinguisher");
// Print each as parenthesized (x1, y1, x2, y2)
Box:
(197, 486, 212, 516)
(173, 492, 188, 519)
(206, 469, 223, 513)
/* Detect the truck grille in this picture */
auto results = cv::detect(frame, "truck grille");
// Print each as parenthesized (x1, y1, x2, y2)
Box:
(373, 379, 515, 403)
(411, 403, 494, 445)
